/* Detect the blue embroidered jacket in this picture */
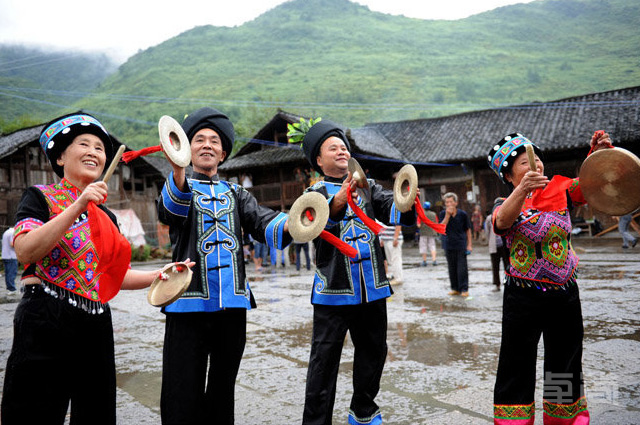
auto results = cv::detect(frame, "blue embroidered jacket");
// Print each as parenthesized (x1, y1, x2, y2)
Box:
(157, 171, 290, 313)
(307, 176, 416, 306)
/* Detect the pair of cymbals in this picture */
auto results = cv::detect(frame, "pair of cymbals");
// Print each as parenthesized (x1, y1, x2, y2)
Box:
(348, 158, 418, 213)
(147, 261, 193, 307)
(158, 115, 191, 168)
(579, 147, 640, 216)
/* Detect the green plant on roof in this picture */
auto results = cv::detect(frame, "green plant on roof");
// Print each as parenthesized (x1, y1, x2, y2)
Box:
(287, 117, 322, 146)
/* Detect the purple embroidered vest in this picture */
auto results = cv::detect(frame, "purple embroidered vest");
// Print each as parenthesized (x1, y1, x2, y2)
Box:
(503, 208, 578, 285)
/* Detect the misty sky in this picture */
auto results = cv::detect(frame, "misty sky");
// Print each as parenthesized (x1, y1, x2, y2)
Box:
(0, 0, 535, 63)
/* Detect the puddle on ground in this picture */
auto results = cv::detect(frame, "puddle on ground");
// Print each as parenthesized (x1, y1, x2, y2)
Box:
(117, 371, 161, 413)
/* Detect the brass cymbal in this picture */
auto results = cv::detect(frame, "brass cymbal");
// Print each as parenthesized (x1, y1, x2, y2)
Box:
(158, 115, 191, 168)
(147, 262, 193, 307)
(393, 164, 418, 213)
(579, 147, 640, 216)
(348, 158, 369, 190)
(288, 192, 330, 243)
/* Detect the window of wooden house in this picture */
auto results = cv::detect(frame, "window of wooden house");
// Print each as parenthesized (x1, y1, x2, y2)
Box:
(29, 147, 40, 167)
(10, 168, 24, 188)
(0, 164, 9, 187)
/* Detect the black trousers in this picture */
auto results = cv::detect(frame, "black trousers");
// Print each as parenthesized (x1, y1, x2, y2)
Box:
(445, 249, 469, 292)
(1, 286, 116, 425)
(161, 309, 246, 425)
(490, 245, 510, 288)
(494, 283, 586, 408)
(303, 299, 387, 425)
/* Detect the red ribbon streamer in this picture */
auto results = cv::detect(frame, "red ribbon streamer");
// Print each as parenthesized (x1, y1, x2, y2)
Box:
(319, 230, 358, 258)
(305, 210, 358, 258)
(414, 197, 447, 235)
(121, 145, 163, 163)
(88, 202, 132, 302)
(346, 193, 383, 234)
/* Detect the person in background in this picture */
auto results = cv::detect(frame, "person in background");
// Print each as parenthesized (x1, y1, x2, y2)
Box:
(294, 241, 311, 271)
(253, 240, 266, 272)
(270, 245, 286, 268)
(1, 226, 17, 293)
(439, 192, 472, 297)
(471, 204, 484, 241)
(484, 206, 508, 291)
(418, 201, 438, 267)
(614, 213, 638, 249)
(380, 223, 404, 284)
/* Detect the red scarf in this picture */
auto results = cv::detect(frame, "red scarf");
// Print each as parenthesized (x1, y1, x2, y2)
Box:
(88, 202, 131, 302)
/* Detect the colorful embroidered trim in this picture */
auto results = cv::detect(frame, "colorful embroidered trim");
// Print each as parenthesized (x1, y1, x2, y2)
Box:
(39, 114, 107, 152)
(489, 135, 536, 181)
(494, 402, 535, 419)
(504, 208, 578, 285)
(32, 180, 102, 303)
(348, 409, 382, 425)
(14, 218, 43, 239)
(543, 396, 588, 419)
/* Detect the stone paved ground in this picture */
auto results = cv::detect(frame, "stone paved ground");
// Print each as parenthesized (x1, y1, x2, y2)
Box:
(0, 235, 639, 424)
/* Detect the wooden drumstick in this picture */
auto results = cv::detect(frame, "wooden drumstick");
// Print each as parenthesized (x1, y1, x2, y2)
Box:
(103, 145, 126, 183)
(525, 144, 537, 171)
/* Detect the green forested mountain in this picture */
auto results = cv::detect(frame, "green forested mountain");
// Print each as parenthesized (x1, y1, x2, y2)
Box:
(2, 0, 639, 150)
(0, 45, 117, 132)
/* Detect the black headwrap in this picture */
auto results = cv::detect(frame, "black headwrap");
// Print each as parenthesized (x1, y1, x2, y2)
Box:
(182, 107, 235, 158)
(302, 120, 351, 175)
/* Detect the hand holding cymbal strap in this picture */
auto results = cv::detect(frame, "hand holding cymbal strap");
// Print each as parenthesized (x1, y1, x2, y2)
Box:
(347, 158, 383, 234)
(147, 261, 194, 307)
(121, 115, 191, 167)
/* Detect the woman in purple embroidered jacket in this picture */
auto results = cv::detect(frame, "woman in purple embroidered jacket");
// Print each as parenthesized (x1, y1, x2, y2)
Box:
(489, 132, 612, 425)
(1, 113, 181, 425)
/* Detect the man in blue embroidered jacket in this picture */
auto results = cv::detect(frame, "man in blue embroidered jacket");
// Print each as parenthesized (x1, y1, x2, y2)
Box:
(299, 120, 416, 425)
(157, 107, 290, 425)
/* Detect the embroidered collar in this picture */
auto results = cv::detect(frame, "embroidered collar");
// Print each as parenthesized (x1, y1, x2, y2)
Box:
(59, 178, 82, 197)
(191, 171, 220, 184)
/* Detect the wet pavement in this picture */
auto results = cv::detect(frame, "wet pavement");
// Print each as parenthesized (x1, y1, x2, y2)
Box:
(0, 235, 639, 424)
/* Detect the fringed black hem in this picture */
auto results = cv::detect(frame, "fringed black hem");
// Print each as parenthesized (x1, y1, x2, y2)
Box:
(33, 281, 108, 314)
(505, 271, 578, 292)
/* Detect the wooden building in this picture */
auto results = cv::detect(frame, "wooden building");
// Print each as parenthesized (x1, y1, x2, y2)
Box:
(219, 110, 409, 210)
(363, 85, 640, 228)
(222, 86, 640, 232)
(0, 124, 169, 244)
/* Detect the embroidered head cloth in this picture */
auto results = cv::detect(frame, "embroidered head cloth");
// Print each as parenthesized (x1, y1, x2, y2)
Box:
(488, 133, 542, 184)
(39, 112, 114, 178)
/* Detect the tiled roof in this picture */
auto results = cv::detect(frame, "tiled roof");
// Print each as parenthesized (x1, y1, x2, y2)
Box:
(0, 124, 166, 175)
(365, 86, 640, 164)
(222, 110, 407, 171)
